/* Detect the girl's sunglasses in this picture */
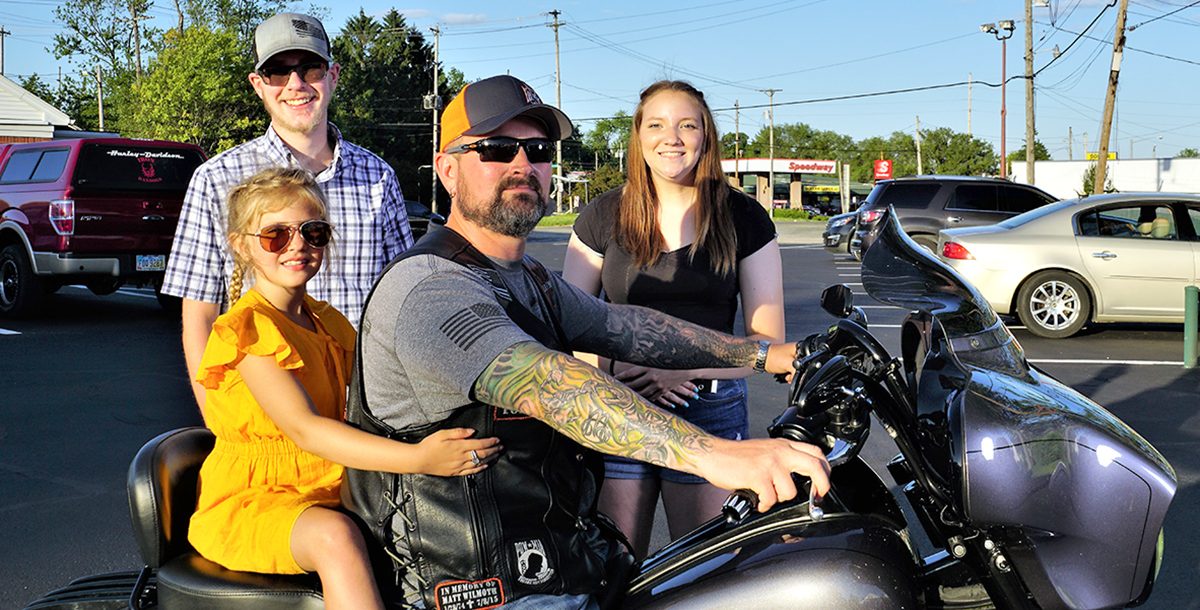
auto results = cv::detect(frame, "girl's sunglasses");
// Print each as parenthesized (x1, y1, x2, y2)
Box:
(445, 137, 554, 164)
(246, 220, 333, 253)
(256, 61, 329, 87)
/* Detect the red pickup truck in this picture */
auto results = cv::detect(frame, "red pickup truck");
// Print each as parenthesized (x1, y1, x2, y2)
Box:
(0, 137, 206, 316)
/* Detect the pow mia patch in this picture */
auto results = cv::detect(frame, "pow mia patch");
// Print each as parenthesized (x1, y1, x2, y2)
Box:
(514, 539, 555, 586)
(434, 577, 505, 610)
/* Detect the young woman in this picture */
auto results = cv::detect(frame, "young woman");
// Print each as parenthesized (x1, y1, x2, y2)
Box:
(188, 168, 501, 609)
(562, 81, 785, 557)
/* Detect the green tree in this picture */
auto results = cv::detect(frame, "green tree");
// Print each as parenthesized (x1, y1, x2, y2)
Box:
(1177, 147, 1200, 158)
(745, 123, 854, 160)
(920, 127, 998, 176)
(123, 25, 263, 153)
(582, 111, 632, 168)
(1006, 139, 1051, 163)
(1078, 162, 1117, 197)
(330, 9, 451, 203)
(720, 131, 748, 160)
(587, 164, 626, 197)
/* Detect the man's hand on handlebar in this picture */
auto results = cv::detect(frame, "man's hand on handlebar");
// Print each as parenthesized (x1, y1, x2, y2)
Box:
(696, 437, 831, 513)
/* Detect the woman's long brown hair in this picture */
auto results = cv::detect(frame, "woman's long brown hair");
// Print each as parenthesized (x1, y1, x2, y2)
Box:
(619, 80, 737, 276)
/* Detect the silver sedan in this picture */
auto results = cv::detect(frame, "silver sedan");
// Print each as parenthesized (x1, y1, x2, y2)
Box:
(936, 193, 1199, 338)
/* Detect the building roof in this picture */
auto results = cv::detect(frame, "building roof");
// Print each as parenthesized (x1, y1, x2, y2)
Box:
(0, 74, 74, 140)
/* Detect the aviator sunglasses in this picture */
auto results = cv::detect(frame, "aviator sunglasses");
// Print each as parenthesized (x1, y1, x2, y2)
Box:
(445, 137, 554, 164)
(246, 220, 333, 253)
(256, 61, 329, 87)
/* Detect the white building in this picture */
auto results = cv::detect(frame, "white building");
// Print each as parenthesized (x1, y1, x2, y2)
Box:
(1011, 158, 1200, 200)
(0, 74, 74, 143)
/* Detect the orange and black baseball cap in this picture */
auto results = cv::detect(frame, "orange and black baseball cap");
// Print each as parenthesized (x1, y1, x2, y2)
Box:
(440, 75, 573, 152)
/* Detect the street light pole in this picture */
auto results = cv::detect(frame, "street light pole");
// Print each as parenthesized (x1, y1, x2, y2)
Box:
(759, 88, 781, 217)
(981, 20, 1016, 179)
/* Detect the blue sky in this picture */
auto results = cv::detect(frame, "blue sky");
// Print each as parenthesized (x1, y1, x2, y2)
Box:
(4, 0, 1199, 160)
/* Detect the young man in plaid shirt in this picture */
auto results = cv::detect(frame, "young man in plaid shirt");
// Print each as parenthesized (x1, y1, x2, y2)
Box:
(162, 12, 413, 407)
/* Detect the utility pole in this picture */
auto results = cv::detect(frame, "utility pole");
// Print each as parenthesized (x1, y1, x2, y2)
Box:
(130, 3, 143, 79)
(1068, 126, 1074, 160)
(0, 26, 9, 75)
(733, 99, 740, 185)
(430, 25, 441, 215)
(915, 115, 923, 175)
(760, 88, 780, 217)
(1025, 0, 1036, 184)
(967, 72, 972, 136)
(1095, 0, 1129, 194)
(548, 10, 564, 213)
(95, 66, 105, 131)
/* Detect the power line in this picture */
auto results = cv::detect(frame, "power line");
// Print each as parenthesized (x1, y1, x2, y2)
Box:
(1128, 0, 1200, 29)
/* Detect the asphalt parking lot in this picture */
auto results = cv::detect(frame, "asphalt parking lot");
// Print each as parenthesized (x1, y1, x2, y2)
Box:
(1, 219, 1197, 608)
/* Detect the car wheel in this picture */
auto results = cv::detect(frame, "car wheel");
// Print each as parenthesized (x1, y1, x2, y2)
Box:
(0, 243, 43, 317)
(910, 234, 938, 254)
(1016, 271, 1091, 339)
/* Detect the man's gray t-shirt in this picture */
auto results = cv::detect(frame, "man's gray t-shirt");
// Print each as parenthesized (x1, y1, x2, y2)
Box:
(361, 252, 610, 430)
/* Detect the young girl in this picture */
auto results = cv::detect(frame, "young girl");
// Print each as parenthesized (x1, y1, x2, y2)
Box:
(563, 81, 784, 558)
(187, 167, 501, 609)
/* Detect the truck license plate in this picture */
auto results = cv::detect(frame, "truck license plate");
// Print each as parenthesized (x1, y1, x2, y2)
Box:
(136, 254, 165, 271)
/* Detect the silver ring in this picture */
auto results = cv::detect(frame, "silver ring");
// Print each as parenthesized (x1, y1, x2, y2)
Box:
(470, 450, 481, 466)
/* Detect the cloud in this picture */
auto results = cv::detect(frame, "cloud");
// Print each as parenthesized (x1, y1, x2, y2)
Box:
(398, 8, 432, 19)
(442, 13, 488, 25)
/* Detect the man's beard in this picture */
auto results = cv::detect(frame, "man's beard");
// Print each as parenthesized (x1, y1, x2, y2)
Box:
(459, 174, 548, 238)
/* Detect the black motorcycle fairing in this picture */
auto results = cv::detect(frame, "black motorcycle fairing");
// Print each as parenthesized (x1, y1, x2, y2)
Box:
(626, 483, 917, 609)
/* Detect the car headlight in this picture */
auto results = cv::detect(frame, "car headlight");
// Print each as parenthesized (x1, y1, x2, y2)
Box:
(830, 217, 851, 228)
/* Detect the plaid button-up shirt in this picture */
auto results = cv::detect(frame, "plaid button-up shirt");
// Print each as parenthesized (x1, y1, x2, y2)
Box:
(162, 125, 413, 326)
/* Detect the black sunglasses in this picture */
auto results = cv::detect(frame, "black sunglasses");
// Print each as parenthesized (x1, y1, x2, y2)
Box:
(256, 61, 329, 87)
(246, 220, 333, 253)
(445, 137, 554, 164)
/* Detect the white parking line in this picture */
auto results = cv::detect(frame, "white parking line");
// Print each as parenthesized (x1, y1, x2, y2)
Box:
(838, 273, 859, 277)
(780, 244, 823, 250)
(0, 328, 20, 335)
(1030, 358, 1183, 366)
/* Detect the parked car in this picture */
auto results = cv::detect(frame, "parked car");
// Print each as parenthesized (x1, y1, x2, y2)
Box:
(0, 137, 207, 316)
(937, 193, 1200, 338)
(404, 199, 446, 241)
(822, 209, 859, 254)
(852, 176, 1057, 258)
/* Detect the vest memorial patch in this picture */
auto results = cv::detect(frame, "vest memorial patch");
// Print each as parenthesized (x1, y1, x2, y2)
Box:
(434, 577, 505, 610)
(515, 539, 555, 586)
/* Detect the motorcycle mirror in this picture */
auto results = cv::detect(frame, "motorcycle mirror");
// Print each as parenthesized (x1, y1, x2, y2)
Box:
(820, 284, 855, 318)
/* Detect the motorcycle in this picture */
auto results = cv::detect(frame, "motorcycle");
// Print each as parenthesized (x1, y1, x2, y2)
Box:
(27, 210, 1175, 609)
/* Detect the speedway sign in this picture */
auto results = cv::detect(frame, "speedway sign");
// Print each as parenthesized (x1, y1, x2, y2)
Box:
(721, 158, 838, 174)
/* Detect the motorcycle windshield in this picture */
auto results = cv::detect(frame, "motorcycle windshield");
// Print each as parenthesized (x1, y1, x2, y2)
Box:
(860, 208, 1028, 377)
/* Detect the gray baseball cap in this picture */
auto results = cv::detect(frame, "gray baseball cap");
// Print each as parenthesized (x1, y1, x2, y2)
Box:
(254, 13, 333, 70)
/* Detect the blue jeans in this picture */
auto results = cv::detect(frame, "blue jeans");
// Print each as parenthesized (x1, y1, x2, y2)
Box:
(603, 377, 749, 484)
(501, 593, 598, 610)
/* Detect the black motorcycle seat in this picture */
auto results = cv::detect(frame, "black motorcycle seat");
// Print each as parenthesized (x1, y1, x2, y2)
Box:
(158, 554, 322, 609)
(127, 427, 323, 608)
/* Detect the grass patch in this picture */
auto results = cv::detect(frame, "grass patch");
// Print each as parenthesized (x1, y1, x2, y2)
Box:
(537, 213, 578, 227)
(772, 208, 827, 222)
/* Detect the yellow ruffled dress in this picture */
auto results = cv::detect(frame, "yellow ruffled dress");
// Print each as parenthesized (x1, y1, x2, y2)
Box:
(187, 289, 356, 574)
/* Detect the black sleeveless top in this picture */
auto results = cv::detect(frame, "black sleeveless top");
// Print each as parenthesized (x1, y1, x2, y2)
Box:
(573, 186, 776, 334)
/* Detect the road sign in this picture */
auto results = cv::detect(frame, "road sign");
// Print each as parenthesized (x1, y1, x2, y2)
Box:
(873, 159, 893, 180)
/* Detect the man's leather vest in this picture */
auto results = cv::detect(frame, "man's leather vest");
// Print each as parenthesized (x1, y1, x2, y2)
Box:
(343, 227, 629, 609)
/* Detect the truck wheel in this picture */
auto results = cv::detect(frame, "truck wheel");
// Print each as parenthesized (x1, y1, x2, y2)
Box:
(0, 243, 42, 317)
(1016, 271, 1090, 338)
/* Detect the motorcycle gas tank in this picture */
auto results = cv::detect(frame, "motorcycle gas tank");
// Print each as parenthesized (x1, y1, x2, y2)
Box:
(625, 501, 917, 608)
(958, 366, 1176, 609)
